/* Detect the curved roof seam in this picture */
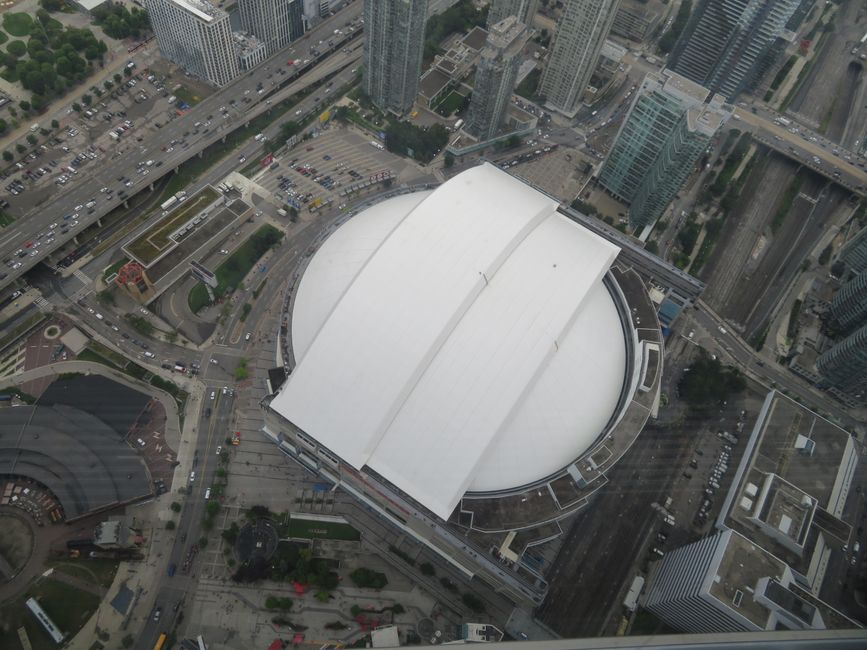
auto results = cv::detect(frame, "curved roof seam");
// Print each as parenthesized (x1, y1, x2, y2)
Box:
(294, 191, 433, 366)
(368, 202, 558, 464)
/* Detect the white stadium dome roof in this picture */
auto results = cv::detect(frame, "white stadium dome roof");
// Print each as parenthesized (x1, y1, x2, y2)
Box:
(272, 163, 630, 520)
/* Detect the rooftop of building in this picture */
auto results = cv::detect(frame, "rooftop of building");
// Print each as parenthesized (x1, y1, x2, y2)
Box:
(462, 25, 489, 51)
(486, 15, 528, 53)
(168, 0, 226, 22)
(273, 164, 654, 521)
(419, 67, 452, 100)
(709, 530, 860, 630)
(233, 31, 265, 54)
(709, 530, 788, 629)
(0, 404, 152, 519)
(655, 69, 711, 105)
(724, 391, 856, 576)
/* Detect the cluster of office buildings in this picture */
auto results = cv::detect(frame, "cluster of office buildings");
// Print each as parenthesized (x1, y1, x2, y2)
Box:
(143, 0, 306, 87)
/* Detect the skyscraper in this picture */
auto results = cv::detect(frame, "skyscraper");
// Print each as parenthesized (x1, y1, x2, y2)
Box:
(598, 70, 729, 229)
(487, 0, 538, 28)
(466, 17, 528, 141)
(363, 0, 428, 114)
(145, 0, 239, 87)
(237, 0, 304, 56)
(668, 0, 800, 101)
(829, 271, 867, 335)
(840, 225, 867, 274)
(539, 0, 620, 117)
(817, 323, 867, 394)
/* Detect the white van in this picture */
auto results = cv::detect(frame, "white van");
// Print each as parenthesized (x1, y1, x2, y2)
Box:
(254, 133, 265, 142)
(204, 488, 211, 500)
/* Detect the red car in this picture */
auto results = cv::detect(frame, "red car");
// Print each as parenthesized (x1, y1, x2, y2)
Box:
(23, 241, 33, 248)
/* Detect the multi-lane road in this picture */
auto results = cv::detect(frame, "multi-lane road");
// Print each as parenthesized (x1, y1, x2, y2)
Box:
(0, 1, 365, 291)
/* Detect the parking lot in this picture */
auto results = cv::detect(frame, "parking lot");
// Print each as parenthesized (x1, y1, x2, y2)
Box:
(248, 126, 430, 214)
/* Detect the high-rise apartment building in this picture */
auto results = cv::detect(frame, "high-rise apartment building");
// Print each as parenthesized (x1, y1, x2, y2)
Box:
(363, 0, 428, 114)
(817, 323, 867, 394)
(237, 0, 304, 56)
(598, 70, 729, 229)
(466, 17, 528, 141)
(487, 0, 538, 28)
(145, 0, 239, 86)
(840, 225, 867, 274)
(668, 0, 800, 101)
(539, 0, 620, 117)
(829, 271, 867, 335)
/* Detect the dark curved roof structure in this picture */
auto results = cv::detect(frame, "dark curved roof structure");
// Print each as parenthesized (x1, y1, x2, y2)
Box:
(0, 404, 152, 519)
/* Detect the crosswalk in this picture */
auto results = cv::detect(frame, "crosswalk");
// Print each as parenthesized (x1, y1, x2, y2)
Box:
(33, 296, 53, 313)
(73, 269, 92, 285)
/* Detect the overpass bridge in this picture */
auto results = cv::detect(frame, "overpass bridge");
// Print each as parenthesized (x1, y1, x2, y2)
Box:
(737, 111, 867, 196)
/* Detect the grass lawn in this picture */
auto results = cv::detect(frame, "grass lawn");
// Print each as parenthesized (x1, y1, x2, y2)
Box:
(173, 84, 202, 106)
(435, 90, 464, 115)
(287, 517, 360, 541)
(0, 210, 14, 227)
(2, 12, 33, 37)
(125, 186, 219, 264)
(49, 558, 119, 589)
(189, 224, 283, 312)
(0, 577, 100, 650)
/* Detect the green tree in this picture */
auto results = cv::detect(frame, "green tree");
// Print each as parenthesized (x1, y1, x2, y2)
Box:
(81, 93, 92, 106)
(120, 634, 135, 649)
(462, 592, 484, 613)
(72, 102, 81, 112)
(50, 118, 59, 129)
(6, 40, 26, 57)
(170, 501, 182, 513)
(26, 133, 37, 145)
(18, 100, 30, 112)
(678, 352, 746, 406)
(165, 520, 176, 530)
(15, 143, 26, 154)
(2, 150, 12, 161)
(235, 358, 249, 380)
(198, 536, 208, 548)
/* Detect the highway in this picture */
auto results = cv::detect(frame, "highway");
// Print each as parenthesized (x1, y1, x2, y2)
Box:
(0, 0, 364, 291)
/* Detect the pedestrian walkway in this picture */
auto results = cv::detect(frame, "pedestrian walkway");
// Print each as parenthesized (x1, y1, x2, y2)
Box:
(74, 269, 93, 286)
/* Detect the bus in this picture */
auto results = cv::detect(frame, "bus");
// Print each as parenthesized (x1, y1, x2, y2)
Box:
(153, 633, 167, 650)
